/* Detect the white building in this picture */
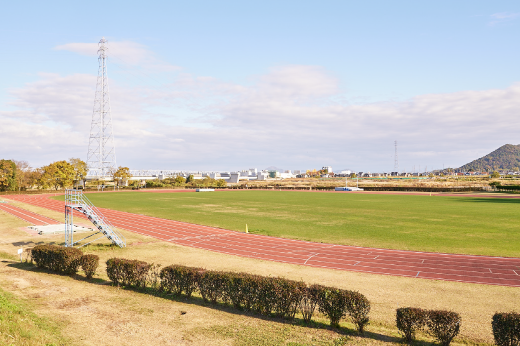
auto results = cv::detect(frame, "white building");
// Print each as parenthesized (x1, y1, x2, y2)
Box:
(322, 166, 332, 173)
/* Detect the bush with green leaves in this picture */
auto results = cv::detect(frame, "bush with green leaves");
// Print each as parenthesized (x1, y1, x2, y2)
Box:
(396, 307, 427, 343)
(80, 254, 99, 279)
(316, 285, 348, 328)
(31, 244, 82, 275)
(160, 264, 200, 297)
(492, 312, 520, 346)
(197, 270, 229, 304)
(345, 290, 370, 333)
(106, 258, 151, 288)
(104, 258, 371, 332)
(299, 284, 320, 323)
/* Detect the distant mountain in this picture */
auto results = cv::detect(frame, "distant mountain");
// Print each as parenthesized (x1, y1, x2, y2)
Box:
(459, 144, 520, 172)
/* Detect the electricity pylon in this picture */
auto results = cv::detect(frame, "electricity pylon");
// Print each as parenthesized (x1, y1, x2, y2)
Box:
(87, 37, 116, 178)
(394, 140, 399, 172)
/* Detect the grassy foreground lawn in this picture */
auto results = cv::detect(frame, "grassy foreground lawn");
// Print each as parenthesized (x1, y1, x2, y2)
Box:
(55, 190, 520, 257)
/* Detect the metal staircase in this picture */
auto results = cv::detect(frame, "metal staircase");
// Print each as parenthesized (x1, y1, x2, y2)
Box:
(65, 189, 126, 248)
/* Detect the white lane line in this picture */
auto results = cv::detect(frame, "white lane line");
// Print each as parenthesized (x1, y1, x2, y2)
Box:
(0, 205, 54, 225)
(304, 253, 320, 265)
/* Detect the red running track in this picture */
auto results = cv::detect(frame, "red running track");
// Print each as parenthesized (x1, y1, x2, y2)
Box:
(4, 194, 520, 287)
(0, 202, 60, 226)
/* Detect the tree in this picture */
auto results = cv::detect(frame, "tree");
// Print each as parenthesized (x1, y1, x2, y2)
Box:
(185, 175, 194, 184)
(112, 166, 132, 187)
(14, 160, 31, 191)
(490, 171, 501, 179)
(173, 176, 186, 186)
(40, 160, 76, 190)
(0, 159, 17, 191)
(69, 158, 88, 188)
(216, 179, 227, 188)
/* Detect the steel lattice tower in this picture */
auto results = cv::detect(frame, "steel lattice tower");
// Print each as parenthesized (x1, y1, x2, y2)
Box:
(87, 37, 116, 178)
(394, 140, 399, 172)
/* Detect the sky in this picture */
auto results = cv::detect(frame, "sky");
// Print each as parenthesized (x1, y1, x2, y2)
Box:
(1, 1, 520, 173)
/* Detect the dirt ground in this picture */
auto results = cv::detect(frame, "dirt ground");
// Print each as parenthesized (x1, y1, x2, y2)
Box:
(0, 202, 519, 345)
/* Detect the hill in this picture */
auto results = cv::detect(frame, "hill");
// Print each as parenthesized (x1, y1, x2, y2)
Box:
(459, 144, 520, 172)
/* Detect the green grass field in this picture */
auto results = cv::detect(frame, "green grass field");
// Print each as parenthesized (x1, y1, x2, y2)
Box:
(55, 191, 520, 257)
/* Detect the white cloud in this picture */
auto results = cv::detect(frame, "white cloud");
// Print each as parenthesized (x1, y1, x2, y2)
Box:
(489, 12, 520, 26)
(55, 40, 180, 72)
(2, 65, 520, 172)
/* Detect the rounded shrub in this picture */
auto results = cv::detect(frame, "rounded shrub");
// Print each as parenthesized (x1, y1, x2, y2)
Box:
(396, 307, 427, 343)
(426, 310, 461, 346)
(492, 312, 520, 346)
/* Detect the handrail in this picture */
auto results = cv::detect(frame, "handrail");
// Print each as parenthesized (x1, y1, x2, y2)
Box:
(65, 189, 126, 247)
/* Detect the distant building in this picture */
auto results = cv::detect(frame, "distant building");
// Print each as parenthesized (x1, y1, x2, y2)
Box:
(322, 166, 332, 173)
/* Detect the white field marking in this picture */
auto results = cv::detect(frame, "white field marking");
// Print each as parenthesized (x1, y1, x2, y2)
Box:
(353, 261, 361, 266)
(374, 255, 379, 259)
(0, 205, 55, 225)
(422, 259, 425, 264)
(304, 253, 320, 265)
(514, 270, 519, 276)
(490, 268, 493, 273)
(415, 271, 421, 277)
(168, 233, 231, 241)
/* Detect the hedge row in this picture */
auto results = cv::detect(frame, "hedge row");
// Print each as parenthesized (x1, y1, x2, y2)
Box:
(31, 245, 99, 278)
(105, 259, 370, 332)
(493, 312, 520, 346)
(396, 307, 461, 346)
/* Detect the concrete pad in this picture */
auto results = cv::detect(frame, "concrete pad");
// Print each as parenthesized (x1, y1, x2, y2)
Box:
(28, 224, 94, 235)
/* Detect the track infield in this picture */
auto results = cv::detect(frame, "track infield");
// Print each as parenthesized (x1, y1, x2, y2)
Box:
(3, 192, 520, 287)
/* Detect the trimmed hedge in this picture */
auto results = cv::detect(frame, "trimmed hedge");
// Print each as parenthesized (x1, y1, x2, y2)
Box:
(492, 312, 520, 346)
(105, 258, 371, 331)
(31, 245, 83, 275)
(80, 254, 99, 279)
(106, 258, 151, 288)
(160, 264, 200, 297)
(426, 310, 461, 346)
(396, 308, 461, 345)
(316, 285, 348, 328)
(299, 284, 320, 323)
(396, 307, 426, 343)
(315, 285, 370, 332)
(197, 270, 228, 304)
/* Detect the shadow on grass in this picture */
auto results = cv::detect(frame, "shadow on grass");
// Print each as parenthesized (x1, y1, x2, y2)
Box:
(455, 197, 520, 204)
(5, 260, 411, 345)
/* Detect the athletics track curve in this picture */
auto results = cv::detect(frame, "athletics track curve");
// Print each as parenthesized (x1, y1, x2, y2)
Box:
(3, 193, 520, 287)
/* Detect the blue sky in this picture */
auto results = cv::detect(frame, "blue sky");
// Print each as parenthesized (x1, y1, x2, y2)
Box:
(1, 1, 520, 172)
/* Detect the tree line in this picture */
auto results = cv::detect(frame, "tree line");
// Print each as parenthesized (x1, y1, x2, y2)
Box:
(0, 158, 135, 191)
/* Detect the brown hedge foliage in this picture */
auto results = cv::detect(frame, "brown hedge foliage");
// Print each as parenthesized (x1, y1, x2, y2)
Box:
(426, 310, 461, 346)
(106, 258, 151, 288)
(31, 244, 82, 275)
(492, 312, 520, 346)
(105, 258, 371, 331)
(396, 307, 427, 343)
(80, 254, 99, 279)
(160, 264, 200, 297)
(197, 270, 228, 304)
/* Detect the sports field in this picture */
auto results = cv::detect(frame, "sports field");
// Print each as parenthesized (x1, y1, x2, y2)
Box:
(55, 191, 520, 257)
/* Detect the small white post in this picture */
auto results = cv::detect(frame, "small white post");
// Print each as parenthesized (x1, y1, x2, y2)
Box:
(18, 248, 23, 262)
